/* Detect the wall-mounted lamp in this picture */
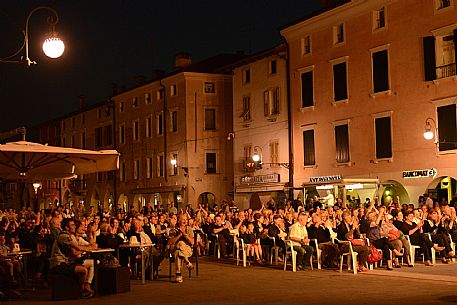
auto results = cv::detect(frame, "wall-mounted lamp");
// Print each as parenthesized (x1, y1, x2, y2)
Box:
(423, 117, 436, 141)
(227, 132, 235, 141)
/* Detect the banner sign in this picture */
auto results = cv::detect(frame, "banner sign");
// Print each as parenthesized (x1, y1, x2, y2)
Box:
(402, 168, 437, 179)
(309, 175, 342, 183)
(241, 174, 280, 185)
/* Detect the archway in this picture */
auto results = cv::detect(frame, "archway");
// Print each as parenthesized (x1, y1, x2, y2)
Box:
(249, 193, 262, 210)
(90, 190, 100, 210)
(118, 194, 129, 213)
(426, 176, 457, 205)
(380, 180, 410, 206)
(198, 192, 216, 210)
(133, 194, 146, 212)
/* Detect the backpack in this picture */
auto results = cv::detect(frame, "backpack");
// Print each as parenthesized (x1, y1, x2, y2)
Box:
(367, 243, 382, 264)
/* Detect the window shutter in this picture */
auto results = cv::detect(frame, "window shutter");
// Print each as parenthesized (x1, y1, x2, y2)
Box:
(373, 50, 389, 93)
(303, 130, 315, 166)
(333, 62, 348, 101)
(423, 36, 437, 81)
(437, 104, 457, 151)
(264, 91, 269, 116)
(375, 117, 392, 159)
(335, 124, 349, 163)
(301, 71, 314, 107)
(454, 30, 457, 66)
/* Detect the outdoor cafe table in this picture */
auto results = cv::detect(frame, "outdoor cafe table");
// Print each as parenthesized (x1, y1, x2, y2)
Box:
(118, 243, 154, 284)
(7, 249, 33, 289)
(85, 248, 115, 296)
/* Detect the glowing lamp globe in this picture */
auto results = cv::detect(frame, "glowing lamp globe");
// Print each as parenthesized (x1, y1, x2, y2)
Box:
(423, 130, 434, 140)
(42, 37, 64, 58)
(252, 153, 260, 162)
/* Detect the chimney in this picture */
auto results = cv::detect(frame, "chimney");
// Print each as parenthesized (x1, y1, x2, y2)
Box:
(79, 95, 87, 110)
(135, 75, 146, 86)
(151, 69, 165, 81)
(112, 83, 118, 96)
(175, 52, 192, 69)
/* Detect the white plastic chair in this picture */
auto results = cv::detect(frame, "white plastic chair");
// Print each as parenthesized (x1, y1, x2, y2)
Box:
(405, 235, 421, 266)
(283, 239, 297, 272)
(335, 239, 358, 274)
(311, 239, 322, 270)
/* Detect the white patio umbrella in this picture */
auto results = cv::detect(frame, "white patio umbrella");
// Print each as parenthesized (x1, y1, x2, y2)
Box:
(0, 141, 119, 180)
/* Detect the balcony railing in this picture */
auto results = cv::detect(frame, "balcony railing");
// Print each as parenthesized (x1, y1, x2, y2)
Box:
(437, 63, 456, 79)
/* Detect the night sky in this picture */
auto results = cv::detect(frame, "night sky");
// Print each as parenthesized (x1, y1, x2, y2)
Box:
(0, 0, 321, 133)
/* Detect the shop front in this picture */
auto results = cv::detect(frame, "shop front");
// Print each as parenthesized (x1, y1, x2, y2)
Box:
(302, 175, 380, 208)
(131, 185, 185, 212)
(234, 173, 288, 210)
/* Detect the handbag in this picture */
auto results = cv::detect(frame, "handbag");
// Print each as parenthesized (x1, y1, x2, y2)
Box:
(367, 243, 382, 264)
(388, 229, 401, 241)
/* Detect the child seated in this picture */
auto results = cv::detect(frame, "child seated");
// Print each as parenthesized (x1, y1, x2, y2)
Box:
(239, 224, 263, 264)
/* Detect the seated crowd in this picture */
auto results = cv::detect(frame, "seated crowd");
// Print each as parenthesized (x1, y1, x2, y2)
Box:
(0, 195, 456, 297)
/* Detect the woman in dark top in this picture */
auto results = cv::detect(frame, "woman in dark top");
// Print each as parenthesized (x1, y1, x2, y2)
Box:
(399, 211, 435, 266)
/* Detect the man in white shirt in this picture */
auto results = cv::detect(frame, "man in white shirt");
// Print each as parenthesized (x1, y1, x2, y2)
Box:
(288, 212, 314, 270)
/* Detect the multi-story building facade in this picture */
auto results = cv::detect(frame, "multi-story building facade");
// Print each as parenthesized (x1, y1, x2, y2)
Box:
(230, 44, 290, 210)
(36, 53, 244, 212)
(281, 0, 457, 205)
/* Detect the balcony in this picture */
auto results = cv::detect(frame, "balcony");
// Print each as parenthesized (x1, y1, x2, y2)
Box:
(437, 63, 456, 79)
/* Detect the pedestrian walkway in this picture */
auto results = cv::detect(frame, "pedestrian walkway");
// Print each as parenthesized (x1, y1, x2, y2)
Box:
(10, 257, 457, 305)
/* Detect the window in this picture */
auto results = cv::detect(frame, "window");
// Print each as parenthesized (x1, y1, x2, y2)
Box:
(302, 35, 311, 55)
(97, 172, 104, 183)
(95, 127, 103, 147)
(170, 153, 178, 175)
(372, 49, 390, 93)
(301, 70, 314, 107)
(435, 0, 452, 11)
(205, 109, 216, 130)
(158, 154, 164, 177)
(119, 102, 124, 112)
(270, 141, 279, 167)
(270, 60, 277, 75)
(71, 135, 75, 147)
(373, 7, 386, 30)
(333, 23, 345, 45)
(437, 104, 457, 151)
(62, 136, 66, 147)
(157, 113, 164, 135)
(375, 116, 392, 159)
(157, 88, 164, 101)
(205, 82, 215, 93)
(133, 97, 138, 108)
(71, 117, 75, 128)
(423, 30, 457, 80)
(120, 161, 126, 182)
(264, 88, 280, 116)
(243, 67, 251, 84)
(172, 111, 178, 132)
(119, 124, 125, 144)
(62, 121, 66, 130)
(97, 109, 101, 119)
(243, 145, 253, 170)
(105, 125, 112, 146)
(241, 96, 251, 121)
(81, 132, 86, 149)
(303, 130, 315, 166)
(146, 157, 153, 179)
(335, 124, 350, 163)
(81, 114, 85, 125)
(170, 84, 177, 96)
(333, 61, 348, 101)
(145, 92, 151, 104)
(206, 153, 217, 174)
(133, 120, 139, 141)
(134, 160, 140, 180)
(146, 116, 153, 138)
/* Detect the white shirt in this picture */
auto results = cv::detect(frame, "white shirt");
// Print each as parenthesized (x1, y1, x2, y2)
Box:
(288, 222, 308, 247)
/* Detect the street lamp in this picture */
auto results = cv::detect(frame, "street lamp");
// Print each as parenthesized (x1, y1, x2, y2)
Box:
(32, 181, 41, 210)
(423, 117, 437, 142)
(252, 146, 262, 163)
(0, 6, 65, 66)
(251, 145, 290, 169)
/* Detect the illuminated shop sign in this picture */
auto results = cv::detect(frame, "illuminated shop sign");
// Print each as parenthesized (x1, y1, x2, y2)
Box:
(241, 174, 280, 185)
(402, 168, 437, 179)
(309, 175, 342, 183)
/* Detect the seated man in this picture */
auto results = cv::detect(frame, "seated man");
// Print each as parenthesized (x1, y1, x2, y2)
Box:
(167, 213, 194, 283)
(212, 214, 233, 258)
(49, 218, 95, 298)
(307, 213, 339, 268)
(423, 209, 453, 263)
(288, 212, 314, 270)
(268, 215, 287, 259)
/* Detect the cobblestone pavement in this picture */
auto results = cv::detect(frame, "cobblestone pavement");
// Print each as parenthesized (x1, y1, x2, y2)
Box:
(7, 257, 457, 305)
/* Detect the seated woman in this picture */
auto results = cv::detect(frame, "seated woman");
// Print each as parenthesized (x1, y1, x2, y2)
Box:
(399, 211, 443, 266)
(167, 213, 194, 283)
(365, 208, 397, 270)
(381, 212, 412, 267)
(73, 220, 97, 294)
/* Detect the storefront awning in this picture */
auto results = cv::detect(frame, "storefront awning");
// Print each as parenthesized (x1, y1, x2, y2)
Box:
(131, 185, 185, 194)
